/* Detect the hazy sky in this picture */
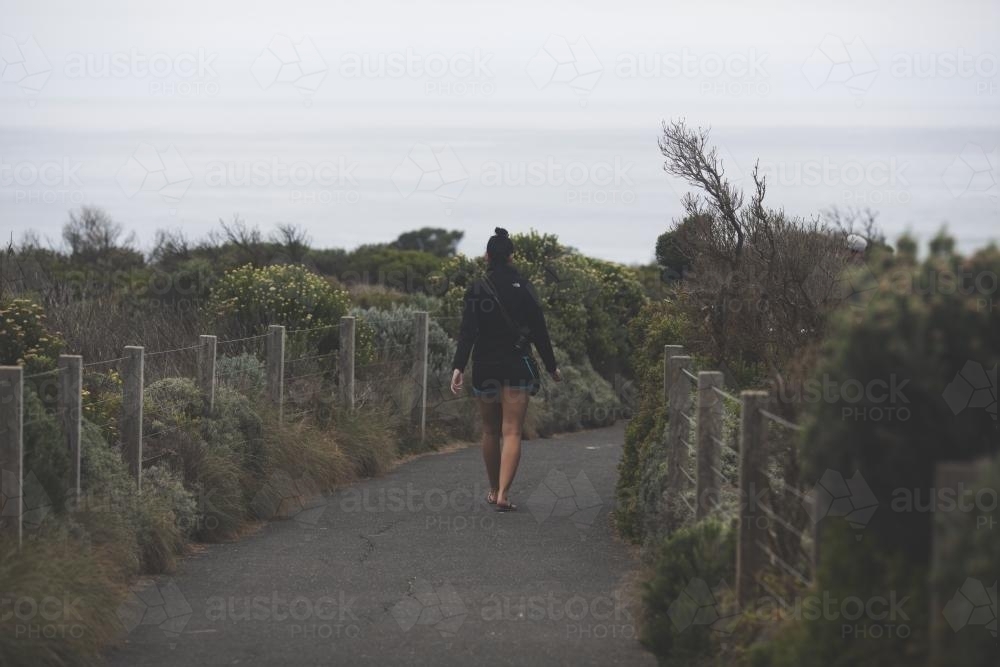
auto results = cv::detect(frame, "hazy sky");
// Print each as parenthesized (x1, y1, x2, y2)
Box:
(2, 0, 998, 262)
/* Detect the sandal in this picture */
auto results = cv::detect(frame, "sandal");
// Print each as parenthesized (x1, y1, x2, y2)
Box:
(486, 490, 498, 505)
(495, 500, 517, 512)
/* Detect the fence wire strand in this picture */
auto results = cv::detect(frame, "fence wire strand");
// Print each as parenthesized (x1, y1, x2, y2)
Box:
(760, 409, 804, 432)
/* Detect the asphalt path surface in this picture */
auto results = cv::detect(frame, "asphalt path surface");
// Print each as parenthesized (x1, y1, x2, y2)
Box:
(107, 422, 656, 666)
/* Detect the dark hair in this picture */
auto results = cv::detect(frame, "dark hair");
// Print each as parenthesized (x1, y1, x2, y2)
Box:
(486, 227, 514, 266)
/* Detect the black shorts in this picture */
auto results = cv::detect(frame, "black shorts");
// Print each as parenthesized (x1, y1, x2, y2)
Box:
(472, 356, 540, 397)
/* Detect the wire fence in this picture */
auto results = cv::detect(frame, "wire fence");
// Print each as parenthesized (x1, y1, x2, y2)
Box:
(661, 345, 814, 607)
(1, 312, 451, 546)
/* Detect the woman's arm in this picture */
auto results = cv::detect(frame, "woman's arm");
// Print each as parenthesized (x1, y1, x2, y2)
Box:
(450, 283, 478, 372)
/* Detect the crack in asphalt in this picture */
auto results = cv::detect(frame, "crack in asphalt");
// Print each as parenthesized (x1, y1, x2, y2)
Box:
(358, 520, 401, 563)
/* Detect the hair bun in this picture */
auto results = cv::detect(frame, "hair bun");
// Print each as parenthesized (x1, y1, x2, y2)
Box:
(494, 227, 509, 239)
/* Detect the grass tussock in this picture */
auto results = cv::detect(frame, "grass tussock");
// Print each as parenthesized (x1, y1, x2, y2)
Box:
(0, 531, 128, 667)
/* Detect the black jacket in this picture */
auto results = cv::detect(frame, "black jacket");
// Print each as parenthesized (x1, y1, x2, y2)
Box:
(450, 264, 558, 373)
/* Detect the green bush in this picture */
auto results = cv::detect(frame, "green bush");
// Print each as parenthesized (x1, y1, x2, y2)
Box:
(208, 263, 352, 340)
(758, 237, 999, 664)
(75, 418, 195, 573)
(142, 377, 262, 541)
(641, 519, 737, 665)
(0, 298, 64, 373)
(76, 420, 141, 573)
(216, 352, 266, 397)
(351, 305, 454, 377)
(134, 464, 197, 571)
(205, 385, 266, 471)
(526, 347, 623, 437)
(439, 231, 646, 378)
(332, 245, 447, 293)
(930, 456, 998, 667)
(0, 531, 126, 667)
(615, 300, 692, 543)
(82, 368, 123, 445)
(804, 240, 998, 558)
(22, 389, 70, 526)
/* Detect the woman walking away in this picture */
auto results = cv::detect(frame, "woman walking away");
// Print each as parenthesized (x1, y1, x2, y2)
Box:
(450, 228, 562, 512)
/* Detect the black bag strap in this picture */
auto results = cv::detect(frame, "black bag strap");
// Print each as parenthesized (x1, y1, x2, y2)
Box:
(481, 273, 524, 336)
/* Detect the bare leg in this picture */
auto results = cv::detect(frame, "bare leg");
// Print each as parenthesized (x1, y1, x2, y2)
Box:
(477, 394, 502, 501)
(497, 388, 529, 506)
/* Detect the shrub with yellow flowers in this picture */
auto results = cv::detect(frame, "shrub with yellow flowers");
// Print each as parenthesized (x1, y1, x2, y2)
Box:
(209, 263, 374, 364)
(0, 298, 64, 374)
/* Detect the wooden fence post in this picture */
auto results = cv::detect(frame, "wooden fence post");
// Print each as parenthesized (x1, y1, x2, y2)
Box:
(736, 390, 769, 607)
(663, 345, 684, 402)
(413, 311, 429, 442)
(58, 355, 83, 502)
(339, 316, 355, 410)
(665, 355, 694, 496)
(266, 325, 285, 422)
(121, 346, 144, 490)
(0, 366, 23, 548)
(696, 371, 724, 520)
(197, 335, 217, 416)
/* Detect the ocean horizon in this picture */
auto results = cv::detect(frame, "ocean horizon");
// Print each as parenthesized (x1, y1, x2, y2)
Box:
(2, 122, 997, 264)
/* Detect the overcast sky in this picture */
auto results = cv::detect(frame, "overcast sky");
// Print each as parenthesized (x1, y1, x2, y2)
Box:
(2, 0, 998, 261)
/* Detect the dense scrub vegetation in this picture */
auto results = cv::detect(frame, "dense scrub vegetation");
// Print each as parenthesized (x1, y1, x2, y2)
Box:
(1, 215, 650, 664)
(619, 121, 998, 666)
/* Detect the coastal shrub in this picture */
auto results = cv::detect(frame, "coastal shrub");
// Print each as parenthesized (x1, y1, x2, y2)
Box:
(208, 263, 352, 342)
(0, 298, 64, 373)
(615, 300, 692, 543)
(753, 237, 1000, 664)
(641, 519, 737, 665)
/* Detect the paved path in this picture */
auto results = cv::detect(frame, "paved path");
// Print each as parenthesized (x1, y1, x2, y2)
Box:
(108, 423, 655, 666)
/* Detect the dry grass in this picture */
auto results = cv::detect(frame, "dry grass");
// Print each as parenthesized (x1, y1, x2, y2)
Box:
(0, 532, 128, 667)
